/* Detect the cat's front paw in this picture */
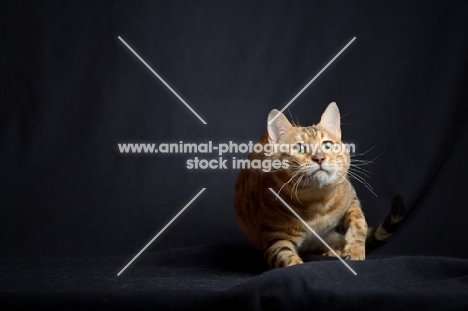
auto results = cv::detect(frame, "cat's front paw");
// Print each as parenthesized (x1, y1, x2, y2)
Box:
(286, 256, 304, 267)
(322, 249, 343, 257)
(264, 242, 304, 268)
(342, 243, 365, 260)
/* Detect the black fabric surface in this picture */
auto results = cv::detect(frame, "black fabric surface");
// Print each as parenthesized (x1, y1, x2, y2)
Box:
(1, 245, 468, 310)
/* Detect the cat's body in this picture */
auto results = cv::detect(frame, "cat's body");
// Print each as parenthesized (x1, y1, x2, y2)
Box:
(235, 103, 404, 268)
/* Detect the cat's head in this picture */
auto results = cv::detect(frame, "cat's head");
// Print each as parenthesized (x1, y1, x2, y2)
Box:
(266, 102, 350, 187)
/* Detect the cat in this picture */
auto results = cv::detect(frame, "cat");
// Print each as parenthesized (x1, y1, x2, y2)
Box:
(234, 102, 405, 269)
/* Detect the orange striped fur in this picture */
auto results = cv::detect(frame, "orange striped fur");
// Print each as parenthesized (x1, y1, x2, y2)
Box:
(235, 102, 404, 269)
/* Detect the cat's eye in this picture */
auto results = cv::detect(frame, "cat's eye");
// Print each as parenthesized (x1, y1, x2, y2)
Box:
(293, 143, 306, 154)
(322, 141, 334, 151)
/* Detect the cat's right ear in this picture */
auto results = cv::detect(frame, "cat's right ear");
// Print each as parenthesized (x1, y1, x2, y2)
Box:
(267, 109, 292, 143)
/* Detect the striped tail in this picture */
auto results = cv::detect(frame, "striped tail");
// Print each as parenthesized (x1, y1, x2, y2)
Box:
(366, 195, 406, 253)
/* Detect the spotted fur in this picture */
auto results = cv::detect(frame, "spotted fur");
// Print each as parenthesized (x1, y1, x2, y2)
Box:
(234, 102, 405, 269)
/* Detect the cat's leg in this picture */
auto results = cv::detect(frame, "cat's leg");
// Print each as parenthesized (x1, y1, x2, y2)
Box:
(342, 200, 368, 260)
(262, 234, 305, 268)
(320, 230, 345, 257)
(302, 230, 345, 256)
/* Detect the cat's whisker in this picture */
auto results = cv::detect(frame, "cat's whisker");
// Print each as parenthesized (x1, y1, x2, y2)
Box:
(350, 153, 382, 165)
(294, 174, 306, 205)
(367, 153, 383, 163)
(285, 159, 302, 169)
(334, 169, 378, 197)
(362, 183, 378, 197)
(350, 146, 376, 157)
(333, 160, 348, 186)
(350, 165, 374, 173)
(347, 151, 379, 192)
(290, 178, 298, 199)
(335, 171, 349, 185)
(350, 159, 374, 164)
(301, 173, 310, 189)
(348, 167, 373, 180)
(347, 170, 370, 186)
(290, 160, 301, 166)
(277, 169, 302, 196)
(290, 172, 301, 198)
(350, 163, 374, 169)
(346, 171, 378, 197)
(349, 164, 373, 172)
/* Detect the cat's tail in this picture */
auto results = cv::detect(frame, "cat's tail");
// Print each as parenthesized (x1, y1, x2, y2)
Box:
(365, 195, 406, 253)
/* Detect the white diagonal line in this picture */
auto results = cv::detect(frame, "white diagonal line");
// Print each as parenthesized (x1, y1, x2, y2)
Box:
(117, 188, 206, 276)
(268, 188, 357, 275)
(268, 37, 356, 124)
(118, 36, 207, 125)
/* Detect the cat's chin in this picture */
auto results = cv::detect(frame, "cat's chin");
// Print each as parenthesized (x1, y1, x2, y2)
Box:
(309, 169, 338, 187)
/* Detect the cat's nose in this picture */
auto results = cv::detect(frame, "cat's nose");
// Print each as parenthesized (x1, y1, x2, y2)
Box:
(312, 154, 326, 164)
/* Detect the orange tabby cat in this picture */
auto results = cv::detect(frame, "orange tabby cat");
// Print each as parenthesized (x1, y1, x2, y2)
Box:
(234, 102, 404, 268)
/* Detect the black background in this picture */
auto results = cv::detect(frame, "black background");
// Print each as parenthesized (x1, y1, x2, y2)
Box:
(2, 0, 468, 262)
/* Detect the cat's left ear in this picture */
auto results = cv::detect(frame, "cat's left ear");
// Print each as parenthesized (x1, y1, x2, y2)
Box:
(319, 102, 341, 140)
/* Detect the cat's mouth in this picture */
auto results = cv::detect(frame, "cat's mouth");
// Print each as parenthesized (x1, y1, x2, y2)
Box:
(310, 167, 329, 176)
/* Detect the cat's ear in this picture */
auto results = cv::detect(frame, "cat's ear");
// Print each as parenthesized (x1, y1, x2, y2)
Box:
(267, 109, 292, 143)
(319, 102, 341, 140)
